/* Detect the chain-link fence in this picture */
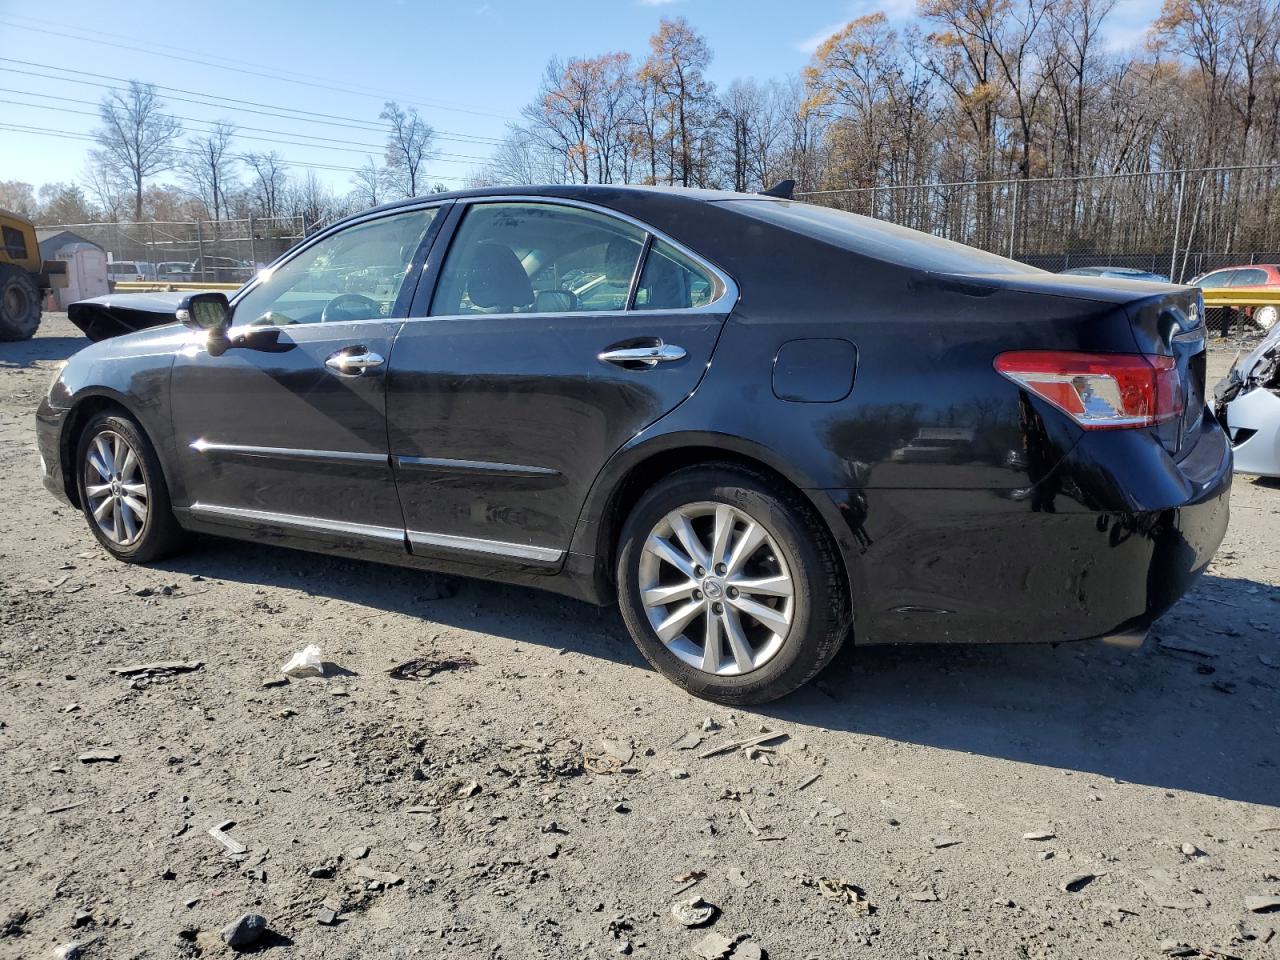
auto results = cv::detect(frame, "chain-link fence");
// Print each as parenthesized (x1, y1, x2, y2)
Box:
(800, 163, 1280, 293)
(41, 216, 311, 283)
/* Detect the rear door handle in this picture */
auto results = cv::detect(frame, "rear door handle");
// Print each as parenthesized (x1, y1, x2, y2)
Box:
(325, 348, 385, 375)
(598, 340, 687, 368)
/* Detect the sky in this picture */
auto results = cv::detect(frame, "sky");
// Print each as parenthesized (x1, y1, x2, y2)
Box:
(0, 0, 1164, 198)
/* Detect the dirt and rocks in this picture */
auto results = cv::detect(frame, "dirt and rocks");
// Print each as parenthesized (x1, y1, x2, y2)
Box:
(1, 313, 1278, 959)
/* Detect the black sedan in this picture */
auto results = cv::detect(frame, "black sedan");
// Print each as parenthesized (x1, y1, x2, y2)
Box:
(36, 185, 1231, 704)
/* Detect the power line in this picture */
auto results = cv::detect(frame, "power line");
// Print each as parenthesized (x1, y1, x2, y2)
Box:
(0, 18, 519, 122)
(0, 93, 493, 163)
(0, 122, 471, 181)
(0, 59, 505, 146)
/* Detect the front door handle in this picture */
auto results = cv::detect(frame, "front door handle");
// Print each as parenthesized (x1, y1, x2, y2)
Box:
(598, 340, 687, 368)
(325, 348, 385, 375)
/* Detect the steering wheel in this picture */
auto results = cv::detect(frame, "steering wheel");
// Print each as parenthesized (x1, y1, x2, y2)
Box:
(321, 293, 381, 324)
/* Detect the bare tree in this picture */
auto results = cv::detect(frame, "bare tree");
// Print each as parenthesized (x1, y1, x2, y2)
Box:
(350, 156, 388, 208)
(182, 122, 238, 221)
(380, 101, 436, 198)
(243, 152, 289, 219)
(90, 81, 183, 220)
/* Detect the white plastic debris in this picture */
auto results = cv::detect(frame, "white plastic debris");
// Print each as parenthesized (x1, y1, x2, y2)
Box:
(280, 644, 323, 679)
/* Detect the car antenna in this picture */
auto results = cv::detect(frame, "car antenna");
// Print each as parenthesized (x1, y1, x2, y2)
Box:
(760, 179, 795, 199)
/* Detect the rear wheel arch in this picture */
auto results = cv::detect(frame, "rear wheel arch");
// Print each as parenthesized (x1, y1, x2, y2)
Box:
(584, 439, 858, 617)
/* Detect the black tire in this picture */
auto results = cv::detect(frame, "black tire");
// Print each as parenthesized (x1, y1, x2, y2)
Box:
(0, 263, 41, 341)
(616, 463, 851, 704)
(74, 410, 187, 563)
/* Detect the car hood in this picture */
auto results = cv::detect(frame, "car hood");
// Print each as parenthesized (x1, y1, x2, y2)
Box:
(68, 291, 190, 341)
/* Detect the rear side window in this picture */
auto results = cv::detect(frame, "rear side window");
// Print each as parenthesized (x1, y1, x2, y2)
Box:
(1234, 268, 1267, 285)
(431, 202, 645, 316)
(634, 240, 714, 311)
(724, 198, 1043, 276)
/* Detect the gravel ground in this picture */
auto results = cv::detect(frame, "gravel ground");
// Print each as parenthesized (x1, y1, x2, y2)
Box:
(1, 313, 1278, 960)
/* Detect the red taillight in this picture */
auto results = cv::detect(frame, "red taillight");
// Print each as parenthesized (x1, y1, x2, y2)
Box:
(994, 351, 1184, 430)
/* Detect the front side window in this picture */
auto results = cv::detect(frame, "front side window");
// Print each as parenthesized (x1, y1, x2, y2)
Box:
(1234, 268, 1267, 285)
(1197, 270, 1237, 287)
(233, 207, 437, 326)
(431, 202, 646, 316)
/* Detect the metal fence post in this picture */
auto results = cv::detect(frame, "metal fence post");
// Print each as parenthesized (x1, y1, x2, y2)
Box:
(1008, 179, 1019, 258)
(196, 220, 206, 282)
(149, 223, 158, 266)
(1170, 171, 1186, 282)
(248, 215, 257, 267)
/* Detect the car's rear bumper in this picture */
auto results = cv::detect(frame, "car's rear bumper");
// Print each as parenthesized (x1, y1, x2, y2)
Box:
(828, 413, 1232, 646)
(1224, 386, 1280, 477)
(35, 398, 72, 506)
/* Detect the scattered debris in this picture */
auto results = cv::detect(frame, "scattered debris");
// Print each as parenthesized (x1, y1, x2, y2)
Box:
(796, 772, 822, 791)
(799, 875, 873, 915)
(910, 883, 941, 902)
(1245, 895, 1280, 913)
(1023, 830, 1056, 841)
(110, 660, 202, 677)
(280, 644, 324, 679)
(698, 731, 789, 759)
(731, 942, 765, 960)
(1060, 873, 1101, 893)
(77, 751, 119, 764)
(671, 896, 717, 928)
(51, 944, 83, 960)
(673, 732, 704, 751)
(353, 865, 403, 890)
(43, 798, 93, 815)
(209, 820, 247, 856)
(222, 913, 267, 950)
(670, 768, 689, 780)
(262, 677, 288, 689)
(1181, 843, 1204, 857)
(347, 845, 370, 860)
(316, 908, 339, 926)
(388, 654, 476, 680)
(932, 836, 962, 849)
(691, 931, 737, 959)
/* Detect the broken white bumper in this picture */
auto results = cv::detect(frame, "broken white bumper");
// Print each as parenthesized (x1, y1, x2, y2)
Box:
(1225, 387, 1280, 477)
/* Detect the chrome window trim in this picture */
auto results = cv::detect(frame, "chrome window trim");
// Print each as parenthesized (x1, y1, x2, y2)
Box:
(189, 502, 405, 543)
(190, 440, 388, 465)
(419, 196, 739, 320)
(407, 529, 562, 563)
(395, 455, 559, 478)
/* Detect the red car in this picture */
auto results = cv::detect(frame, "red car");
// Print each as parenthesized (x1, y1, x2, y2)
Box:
(1190, 263, 1280, 333)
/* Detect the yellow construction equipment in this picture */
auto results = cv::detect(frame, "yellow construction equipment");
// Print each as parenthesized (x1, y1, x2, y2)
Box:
(0, 208, 65, 341)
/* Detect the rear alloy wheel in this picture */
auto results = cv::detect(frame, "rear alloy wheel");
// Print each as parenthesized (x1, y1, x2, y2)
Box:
(75, 411, 186, 563)
(617, 464, 850, 704)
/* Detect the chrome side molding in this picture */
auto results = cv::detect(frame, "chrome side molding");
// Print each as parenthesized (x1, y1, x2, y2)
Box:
(189, 440, 387, 465)
(395, 455, 559, 478)
(407, 530, 562, 563)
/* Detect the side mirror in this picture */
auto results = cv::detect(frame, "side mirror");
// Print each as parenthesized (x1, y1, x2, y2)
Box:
(177, 292, 231, 333)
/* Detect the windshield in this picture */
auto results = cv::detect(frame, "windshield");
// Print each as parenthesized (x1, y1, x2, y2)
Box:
(723, 199, 1044, 277)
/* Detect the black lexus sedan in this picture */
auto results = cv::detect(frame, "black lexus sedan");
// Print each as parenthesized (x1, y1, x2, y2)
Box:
(36, 185, 1230, 704)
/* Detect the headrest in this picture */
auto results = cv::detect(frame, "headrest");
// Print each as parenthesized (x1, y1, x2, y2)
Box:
(605, 237, 642, 283)
(466, 242, 533, 311)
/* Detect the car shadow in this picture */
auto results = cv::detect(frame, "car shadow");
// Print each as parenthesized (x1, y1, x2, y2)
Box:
(0, 336, 85, 367)
(150, 538, 1278, 806)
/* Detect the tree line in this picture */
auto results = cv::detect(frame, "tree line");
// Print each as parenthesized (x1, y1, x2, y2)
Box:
(1, 81, 448, 227)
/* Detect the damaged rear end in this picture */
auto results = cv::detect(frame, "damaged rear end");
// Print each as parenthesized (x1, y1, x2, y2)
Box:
(1215, 323, 1280, 477)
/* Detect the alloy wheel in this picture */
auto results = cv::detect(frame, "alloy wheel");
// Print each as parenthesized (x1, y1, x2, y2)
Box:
(638, 501, 794, 676)
(83, 430, 149, 546)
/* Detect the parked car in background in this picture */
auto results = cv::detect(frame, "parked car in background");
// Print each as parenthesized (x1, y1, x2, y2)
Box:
(157, 262, 193, 282)
(1061, 266, 1170, 282)
(1215, 321, 1280, 477)
(106, 261, 157, 288)
(189, 256, 254, 284)
(42, 185, 1230, 703)
(1189, 263, 1280, 334)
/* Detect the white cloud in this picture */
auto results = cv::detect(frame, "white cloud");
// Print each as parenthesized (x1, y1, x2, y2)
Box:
(793, 0, 919, 54)
(795, 21, 848, 54)
(639, 0, 684, 5)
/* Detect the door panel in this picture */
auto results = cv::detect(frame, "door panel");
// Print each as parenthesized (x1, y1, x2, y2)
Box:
(170, 320, 407, 546)
(166, 205, 445, 548)
(387, 311, 727, 560)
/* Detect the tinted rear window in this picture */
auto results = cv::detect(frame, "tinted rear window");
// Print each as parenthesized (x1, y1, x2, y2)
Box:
(723, 199, 1043, 277)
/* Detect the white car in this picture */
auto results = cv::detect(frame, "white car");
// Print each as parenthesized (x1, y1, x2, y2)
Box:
(1216, 324, 1280, 476)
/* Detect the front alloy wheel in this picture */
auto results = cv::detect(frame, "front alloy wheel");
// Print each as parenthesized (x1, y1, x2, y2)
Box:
(75, 411, 186, 563)
(83, 430, 149, 546)
(617, 463, 851, 704)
